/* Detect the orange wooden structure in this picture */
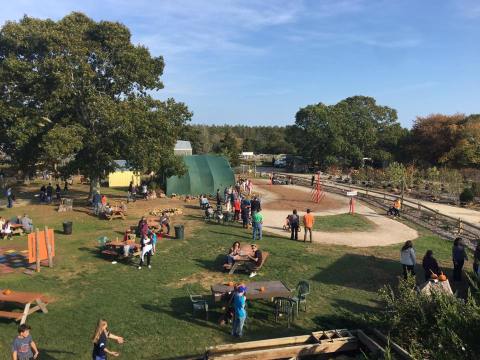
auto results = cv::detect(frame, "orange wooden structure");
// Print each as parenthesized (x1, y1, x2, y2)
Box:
(28, 229, 55, 263)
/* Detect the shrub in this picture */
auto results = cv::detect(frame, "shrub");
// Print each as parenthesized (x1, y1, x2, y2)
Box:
(471, 182, 480, 197)
(368, 277, 480, 360)
(460, 188, 474, 203)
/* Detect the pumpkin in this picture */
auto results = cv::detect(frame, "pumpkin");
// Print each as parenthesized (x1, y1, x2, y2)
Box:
(2, 289, 12, 295)
(438, 272, 447, 282)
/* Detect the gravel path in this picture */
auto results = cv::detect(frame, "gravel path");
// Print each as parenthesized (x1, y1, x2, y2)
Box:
(255, 184, 418, 247)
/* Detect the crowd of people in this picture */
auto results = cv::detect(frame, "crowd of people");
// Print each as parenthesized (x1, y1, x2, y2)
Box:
(0, 214, 33, 239)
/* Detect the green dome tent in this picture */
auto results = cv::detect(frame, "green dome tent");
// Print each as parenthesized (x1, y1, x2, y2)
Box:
(166, 155, 235, 196)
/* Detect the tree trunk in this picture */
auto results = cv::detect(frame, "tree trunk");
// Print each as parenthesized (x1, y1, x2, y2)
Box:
(89, 177, 101, 200)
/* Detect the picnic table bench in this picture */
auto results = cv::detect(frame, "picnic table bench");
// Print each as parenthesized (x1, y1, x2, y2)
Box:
(0, 290, 49, 325)
(223, 245, 269, 275)
(211, 280, 291, 303)
(104, 209, 126, 221)
(10, 224, 24, 236)
(101, 240, 141, 260)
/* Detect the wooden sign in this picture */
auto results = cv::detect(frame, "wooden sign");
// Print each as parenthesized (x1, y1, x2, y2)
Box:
(28, 229, 55, 263)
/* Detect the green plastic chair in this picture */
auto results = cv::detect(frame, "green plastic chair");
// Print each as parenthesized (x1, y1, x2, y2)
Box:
(273, 297, 295, 328)
(97, 236, 109, 247)
(291, 280, 310, 316)
(188, 288, 209, 320)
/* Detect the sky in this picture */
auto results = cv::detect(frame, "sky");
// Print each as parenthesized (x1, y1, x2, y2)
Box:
(1, 0, 479, 128)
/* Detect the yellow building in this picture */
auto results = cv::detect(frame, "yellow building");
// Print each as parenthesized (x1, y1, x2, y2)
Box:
(108, 160, 141, 188)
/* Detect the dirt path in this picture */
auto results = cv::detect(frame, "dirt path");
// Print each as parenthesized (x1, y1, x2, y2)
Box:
(255, 183, 418, 247)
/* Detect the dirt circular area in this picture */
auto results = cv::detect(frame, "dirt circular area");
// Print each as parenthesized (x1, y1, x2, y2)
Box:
(251, 181, 418, 247)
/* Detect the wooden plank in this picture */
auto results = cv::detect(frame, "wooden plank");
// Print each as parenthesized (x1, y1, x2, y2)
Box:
(0, 311, 23, 320)
(208, 335, 313, 353)
(208, 338, 358, 360)
(45, 226, 53, 268)
(372, 329, 412, 360)
(35, 228, 41, 273)
(356, 330, 385, 356)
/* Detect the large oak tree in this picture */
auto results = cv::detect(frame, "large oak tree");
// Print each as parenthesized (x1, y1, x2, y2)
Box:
(0, 13, 191, 193)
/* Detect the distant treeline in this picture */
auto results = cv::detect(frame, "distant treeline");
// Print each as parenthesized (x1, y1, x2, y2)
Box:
(181, 96, 480, 171)
(181, 125, 295, 155)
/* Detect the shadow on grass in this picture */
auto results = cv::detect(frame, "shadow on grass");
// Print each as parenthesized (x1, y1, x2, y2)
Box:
(39, 349, 77, 360)
(193, 255, 226, 271)
(311, 253, 399, 292)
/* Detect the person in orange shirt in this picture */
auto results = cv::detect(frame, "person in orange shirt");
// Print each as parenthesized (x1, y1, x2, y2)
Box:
(303, 209, 314, 243)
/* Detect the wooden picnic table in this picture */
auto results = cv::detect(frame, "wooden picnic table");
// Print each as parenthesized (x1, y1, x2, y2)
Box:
(211, 280, 291, 302)
(10, 223, 24, 236)
(105, 241, 140, 250)
(0, 290, 48, 325)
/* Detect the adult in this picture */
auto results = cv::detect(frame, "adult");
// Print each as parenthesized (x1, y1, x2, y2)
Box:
(251, 210, 263, 241)
(226, 241, 241, 265)
(232, 285, 247, 337)
(12, 324, 39, 360)
(400, 240, 416, 280)
(21, 214, 33, 233)
(388, 199, 401, 217)
(247, 243, 263, 278)
(46, 183, 53, 203)
(216, 188, 222, 206)
(39, 185, 46, 203)
(311, 175, 315, 187)
(422, 250, 440, 282)
(474, 243, 480, 276)
(142, 183, 148, 200)
(240, 198, 251, 229)
(63, 180, 69, 192)
(289, 209, 300, 241)
(250, 196, 261, 213)
(233, 197, 241, 222)
(91, 319, 124, 359)
(452, 237, 468, 281)
(137, 217, 148, 238)
(6, 187, 13, 208)
(303, 209, 314, 243)
(160, 212, 170, 235)
(138, 235, 153, 269)
(131, 185, 137, 202)
(127, 181, 133, 202)
(55, 184, 62, 201)
(1, 220, 12, 239)
(92, 192, 101, 215)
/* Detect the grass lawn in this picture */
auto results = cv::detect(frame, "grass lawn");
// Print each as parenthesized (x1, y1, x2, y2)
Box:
(313, 213, 375, 232)
(0, 183, 466, 359)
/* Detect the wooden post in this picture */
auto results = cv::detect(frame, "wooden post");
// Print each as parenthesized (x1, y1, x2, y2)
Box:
(35, 228, 41, 273)
(458, 218, 463, 235)
(45, 226, 53, 268)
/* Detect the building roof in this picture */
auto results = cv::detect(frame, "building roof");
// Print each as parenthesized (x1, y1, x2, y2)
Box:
(175, 140, 192, 151)
(113, 160, 129, 171)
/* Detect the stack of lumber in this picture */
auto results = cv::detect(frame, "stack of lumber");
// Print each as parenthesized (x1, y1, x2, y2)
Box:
(149, 208, 183, 216)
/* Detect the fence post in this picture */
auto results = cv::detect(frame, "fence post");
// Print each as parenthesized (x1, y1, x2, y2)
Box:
(35, 228, 41, 273)
(458, 218, 463, 235)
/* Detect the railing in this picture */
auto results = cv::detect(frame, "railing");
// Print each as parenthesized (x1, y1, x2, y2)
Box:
(274, 173, 480, 250)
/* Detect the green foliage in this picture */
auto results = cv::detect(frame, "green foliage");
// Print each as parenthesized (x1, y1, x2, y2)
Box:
(460, 188, 474, 203)
(180, 125, 295, 155)
(291, 96, 405, 168)
(471, 182, 480, 197)
(439, 168, 464, 200)
(214, 131, 241, 167)
(385, 162, 406, 187)
(0, 12, 191, 183)
(370, 277, 480, 360)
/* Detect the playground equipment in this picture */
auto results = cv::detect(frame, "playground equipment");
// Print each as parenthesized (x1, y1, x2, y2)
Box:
(311, 171, 325, 203)
(28, 227, 55, 272)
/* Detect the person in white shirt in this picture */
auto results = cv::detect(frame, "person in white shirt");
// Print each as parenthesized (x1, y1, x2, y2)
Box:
(400, 240, 416, 279)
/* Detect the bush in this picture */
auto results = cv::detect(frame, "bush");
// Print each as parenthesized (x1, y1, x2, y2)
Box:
(368, 277, 480, 359)
(460, 188, 474, 203)
(471, 182, 480, 197)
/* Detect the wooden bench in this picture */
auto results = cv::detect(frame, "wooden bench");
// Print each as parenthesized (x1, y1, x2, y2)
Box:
(104, 211, 126, 221)
(0, 311, 23, 321)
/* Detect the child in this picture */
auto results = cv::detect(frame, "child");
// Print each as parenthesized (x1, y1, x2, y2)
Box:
(91, 319, 124, 359)
(149, 230, 158, 255)
(12, 324, 39, 360)
(139, 235, 152, 270)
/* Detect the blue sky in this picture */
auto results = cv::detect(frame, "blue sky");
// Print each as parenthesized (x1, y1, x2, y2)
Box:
(1, 0, 479, 127)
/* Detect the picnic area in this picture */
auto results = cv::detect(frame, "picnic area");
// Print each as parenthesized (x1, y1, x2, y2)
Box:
(0, 180, 466, 359)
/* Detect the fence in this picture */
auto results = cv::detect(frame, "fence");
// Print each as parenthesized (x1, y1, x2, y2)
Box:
(274, 173, 480, 250)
